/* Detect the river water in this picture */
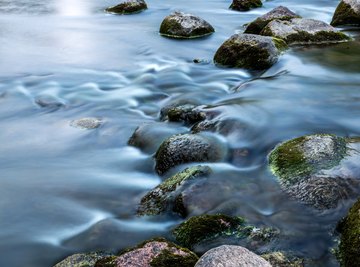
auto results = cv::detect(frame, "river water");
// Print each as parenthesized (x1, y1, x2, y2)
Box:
(0, 0, 360, 266)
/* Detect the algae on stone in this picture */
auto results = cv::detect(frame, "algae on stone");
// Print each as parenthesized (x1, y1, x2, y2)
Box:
(331, 0, 360, 27)
(230, 0, 262, 12)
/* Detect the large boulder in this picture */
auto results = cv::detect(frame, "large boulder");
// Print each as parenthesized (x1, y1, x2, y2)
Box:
(244, 6, 300, 34)
(230, 0, 262, 12)
(195, 245, 272, 267)
(214, 34, 286, 70)
(105, 0, 147, 15)
(54, 252, 110, 267)
(269, 134, 360, 210)
(261, 18, 350, 45)
(331, 0, 360, 27)
(137, 165, 212, 217)
(160, 12, 214, 39)
(337, 198, 360, 267)
(96, 238, 198, 267)
(155, 133, 228, 175)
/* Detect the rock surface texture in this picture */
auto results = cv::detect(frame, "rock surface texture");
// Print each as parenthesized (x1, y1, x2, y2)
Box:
(105, 0, 147, 14)
(70, 118, 103, 129)
(160, 12, 214, 39)
(54, 252, 109, 267)
(331, 0, 360, 26)
(230, 0, 262, 11)
(194, 245, 272, 267)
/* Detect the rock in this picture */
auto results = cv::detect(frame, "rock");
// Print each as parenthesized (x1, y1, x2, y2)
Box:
(191, 118, 247, 135)
(261, 18, 350, 45)
(261, 251, 304, 267)
(244, 6, 301, 34)
(105, 0, 147, 15)
(337, 198, 360, 267)
(159, 12, 215, 39)
(214, 34, 286, 69)
(160, 104, 206, 125)
(194, 245, 272, 267)
(54, 252, 109, 267)
(331, 0, 360, 27)
(230, 0, 262, 12)
(172, 214, 248, 249)
(35, 96, 65, 109)
(137, 165, 212, 217)
(70, 117, 103, 129)
(97, 238, 198, 267)
(155, 133, 228, 175)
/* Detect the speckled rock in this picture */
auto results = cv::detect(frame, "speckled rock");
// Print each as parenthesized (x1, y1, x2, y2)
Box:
(261, 18, 350, 45)
(214, 34, 286, 69)
(96, 238, 198, 267)
(160, 104, 206, 125)
(244, 6, 300, 34)
(70, 117, 103, 129)
(331, 0, 360, 27)
(160, 12, 214, 39)
(137, 165, 212, 217)
(155, 133, 228, 175)
(105, 0, 147, 15)
(337, 198, 360, 267)
(54, 252, 109, 267)
(195, 245, 272, 267)
(230, 0, 262, 11)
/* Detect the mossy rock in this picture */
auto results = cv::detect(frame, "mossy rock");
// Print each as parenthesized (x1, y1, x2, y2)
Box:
(97, 238, 198, 267)
(337, 198, 360, 267)
(331, 0, 360, 27)
(261, 251, 305, 267)
(172, 214, 247, 249)
(214, 34, 286, 69)
(160, 104, 206, 125)
(261, 18, 350, 45)
(137, 165, 212, 217)
(54, 252, 110, 267)
(160, 12, 214, 39)
(244, 6, 301, 34)
(155, 133, 228, 175)
(230, 0, 262, 12)
(105, 0, 147, 15)
(269, 134, 347, 185)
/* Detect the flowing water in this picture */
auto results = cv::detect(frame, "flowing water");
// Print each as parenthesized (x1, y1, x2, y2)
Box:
(0, 0, 360, 266)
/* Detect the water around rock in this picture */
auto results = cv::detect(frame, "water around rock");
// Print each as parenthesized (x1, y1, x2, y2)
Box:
(230, 0, 262, 12)
(105, 0, 147, 15)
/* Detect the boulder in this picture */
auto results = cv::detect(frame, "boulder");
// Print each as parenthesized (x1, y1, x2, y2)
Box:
(160, 104, 206, 125)
(261, 18, 350, 45)
(244, 6, 300, 34)
(214, 34, 286, 69)
(337, 198, 360, 267)
(70, 117, 103, 129)
(230, 0, 262, 12)
(331, 0, 360, 27)
(96, 238, 198, 267)
(160, 12, 215, 39)
(137, 165, 212, 217)
(54, 252, 109, 267)
(195, 245, 272, 267)
(155, 133, 228, 175)
(105, 0, 147, 15)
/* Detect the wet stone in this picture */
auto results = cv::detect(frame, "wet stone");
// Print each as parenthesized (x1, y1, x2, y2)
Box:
(214, 33, 286, 70)
(230, 0, 262, 12)
(159, 12, 215, 39)
(160, 104, 206, 125)
(70, 117, 103, 129)
(261, 18, 350, 45)
(54, 252, 110, 267)
(105, 0, 147, 15)
(331, 0, 360, 27)
(244, 6, 301, 34)
(261, 251, 305, 267)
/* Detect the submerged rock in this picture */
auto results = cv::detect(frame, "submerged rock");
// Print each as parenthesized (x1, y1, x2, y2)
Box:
(230, 0, 262, 12)
(155, 133, 228, 175)
(70, 117, 103, 129)
(105, 0, 147, 15)
(337, 198, 360, 267)
(173, 214, 246, 249)
(159, 12, 215, 39)
(195, 245, 272, 267)
(160, 104, 206, 125)
(261, 251, 305, 267)
(97, 238, 198, 267)
(261, 18, 350, 45)
(214, 34, 286, 69)
(54, 252, 109, 267)
(244, 6, 301, 34)
(331, 0, 360, 27)
(137, 165, 212, 217)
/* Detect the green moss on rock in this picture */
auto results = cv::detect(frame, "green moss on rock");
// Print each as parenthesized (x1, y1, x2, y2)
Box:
(150, 249, 198, 267)
(173, 214, 246, 249)
(338, 198, 360, 266)
(230, 0, 262, 11)
(269, 134, 347, 185)
(331, 0, 360, 27)
(261, 252, 305, 267)
(105, 0, 147, 15)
